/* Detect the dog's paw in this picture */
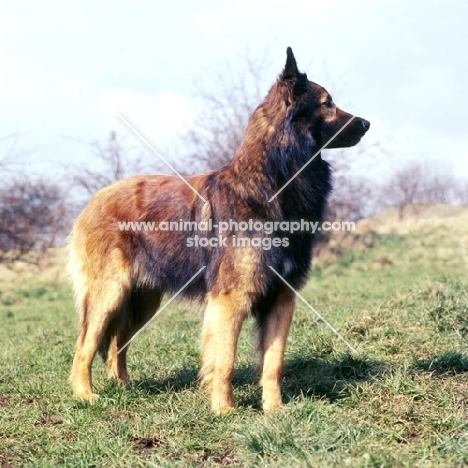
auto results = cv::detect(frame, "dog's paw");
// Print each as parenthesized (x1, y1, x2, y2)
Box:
(108, 371, 132, 385)
(213, 405, 233, 415)
(73, 392, 100, 404)
(262, 399, 283, 413)
(211, 400, 234, 415)
(117, 378, 133, 386)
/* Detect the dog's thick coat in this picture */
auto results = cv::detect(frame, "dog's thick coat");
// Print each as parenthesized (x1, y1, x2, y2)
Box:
(69, 48, 370, 413)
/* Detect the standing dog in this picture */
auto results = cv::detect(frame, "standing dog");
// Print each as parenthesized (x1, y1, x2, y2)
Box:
(69, 48, 369, 413)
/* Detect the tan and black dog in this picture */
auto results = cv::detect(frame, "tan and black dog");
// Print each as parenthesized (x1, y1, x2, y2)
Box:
(68, 47, 369, 413)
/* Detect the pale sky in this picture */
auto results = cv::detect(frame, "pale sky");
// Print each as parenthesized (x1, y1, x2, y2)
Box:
(1, 0, 468, 181)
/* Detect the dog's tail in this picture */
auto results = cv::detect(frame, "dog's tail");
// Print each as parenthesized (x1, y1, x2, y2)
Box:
(67, 225, 90, 337)
(67, 225, 114, 364)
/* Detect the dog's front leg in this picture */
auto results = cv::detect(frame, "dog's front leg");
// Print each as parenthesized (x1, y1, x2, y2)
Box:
(200, 291, 249, 414)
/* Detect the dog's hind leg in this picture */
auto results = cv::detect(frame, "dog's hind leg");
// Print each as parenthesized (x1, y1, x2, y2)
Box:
(255, 287, 295, 412)
(106, 289, 162, 383)
(200, 291, 251, 414)
(70, 249, 131, 402)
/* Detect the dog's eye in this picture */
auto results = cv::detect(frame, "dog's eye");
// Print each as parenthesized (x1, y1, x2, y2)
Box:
(322, 100, 334, 108)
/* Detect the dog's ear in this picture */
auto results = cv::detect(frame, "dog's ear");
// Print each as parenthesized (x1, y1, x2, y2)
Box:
(283, 47, 300, 80)
(281, 47, 307, 100)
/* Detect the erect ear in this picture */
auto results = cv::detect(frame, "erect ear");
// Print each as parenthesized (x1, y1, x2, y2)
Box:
(283, 47, 300, 80)
(281, 47, 307, 99)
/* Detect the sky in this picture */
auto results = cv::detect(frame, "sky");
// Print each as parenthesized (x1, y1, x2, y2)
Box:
(1, 0, 468, 182)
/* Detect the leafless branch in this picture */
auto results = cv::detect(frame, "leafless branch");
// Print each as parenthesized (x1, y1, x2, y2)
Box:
(0, 178, 70, 266)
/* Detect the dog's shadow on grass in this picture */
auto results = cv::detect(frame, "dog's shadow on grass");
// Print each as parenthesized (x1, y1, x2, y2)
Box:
(132, 353, 387, 410)
(234, 354, 388, 409)
(133, 366, 199, 395)
(130, 350, 467, 410)
(411, 350, 468, 377)
(281, 354, 387, 404)
(234, 355, 387, 410)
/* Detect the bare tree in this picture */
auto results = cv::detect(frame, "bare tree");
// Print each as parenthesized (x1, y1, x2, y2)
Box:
(176, 53, 270, 173)
(327, 175, 378, 221)
(0, 131, 70, 266)
(454, 179, 468, 204)
(420, 169, 456, 204)
(69, 131, 155, 197)
(0, 130, 25, 171)
(381, 161, 458, 219)
(0, 178, 69, 265)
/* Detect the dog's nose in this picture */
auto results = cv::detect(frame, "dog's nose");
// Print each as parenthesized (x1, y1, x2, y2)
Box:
(361, 119, 370, 131)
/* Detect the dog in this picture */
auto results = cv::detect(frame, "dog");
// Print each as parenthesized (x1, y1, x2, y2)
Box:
(68, 47, 369, 413)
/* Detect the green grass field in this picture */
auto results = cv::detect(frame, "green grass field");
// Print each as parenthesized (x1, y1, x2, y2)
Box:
(1, 208, 468, 467)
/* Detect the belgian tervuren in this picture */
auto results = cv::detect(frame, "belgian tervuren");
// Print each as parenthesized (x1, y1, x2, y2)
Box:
(68, 47, 370, 413)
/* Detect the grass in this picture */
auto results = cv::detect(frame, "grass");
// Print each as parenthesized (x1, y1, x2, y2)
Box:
(1, 215, 468, 466)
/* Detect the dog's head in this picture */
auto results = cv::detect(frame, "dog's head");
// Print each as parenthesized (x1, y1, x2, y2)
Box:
(280, 47, 370, 149)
